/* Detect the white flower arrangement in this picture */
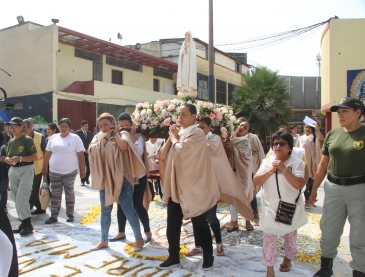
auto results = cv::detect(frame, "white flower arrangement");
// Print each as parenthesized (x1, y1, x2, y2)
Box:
(131, 99, 237, 138)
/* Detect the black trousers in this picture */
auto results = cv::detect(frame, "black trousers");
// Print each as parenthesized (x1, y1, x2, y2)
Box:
(167, 198, 213, 258)
(81, 153, 90, 183)
(29, 173, 43, 210)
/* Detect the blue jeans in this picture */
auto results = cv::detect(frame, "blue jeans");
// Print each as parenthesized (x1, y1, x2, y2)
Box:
(99, 177, 142, 242)
(0, 177, 8, 209)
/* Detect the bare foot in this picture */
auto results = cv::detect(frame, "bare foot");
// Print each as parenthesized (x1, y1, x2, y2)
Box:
(266, 266, 275, 277)
(91, 241, 108, 251)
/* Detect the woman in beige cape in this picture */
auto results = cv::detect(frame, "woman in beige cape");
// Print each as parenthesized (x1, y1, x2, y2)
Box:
(225, 119, 254, 232)
(297, 123, 323, 207)
(157, 104, 218, 270)
(185, 116, 253, 257)
(88, 113, 146, 252)
(111, 113, 153, 243)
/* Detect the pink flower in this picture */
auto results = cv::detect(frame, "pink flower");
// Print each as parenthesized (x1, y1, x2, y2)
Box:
(226, 114, 231, 119)
(220, 127, 227, 133)
(203, 102, 210, 108)
(141, 124, 148, 130)
(152, 119, 159, 125)
(163, 118, 171, 126)
(154, 104, 160, 112)
(217, 114, 223, 121)
(136, 103, 143, 108)
(209, 112, 216, 119)
(214, 108, 221, 114)
(162, 100, 169, 106)
(133, 117, 139, 123)
(222, 132, 228, 138)
(143, 102, 150, 108)
(167, 104, 175, 112)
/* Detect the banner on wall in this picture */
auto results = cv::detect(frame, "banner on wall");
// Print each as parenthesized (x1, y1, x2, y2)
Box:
(347, 69, 365, 103)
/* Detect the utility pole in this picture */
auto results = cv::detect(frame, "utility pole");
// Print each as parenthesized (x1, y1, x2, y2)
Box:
(208, 0, 215, 102)
(316, 53, 321, 76)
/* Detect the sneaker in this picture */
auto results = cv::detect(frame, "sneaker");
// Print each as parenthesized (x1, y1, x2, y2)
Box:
(159, 256, 180, 269)
(202, 256, 214, 271)
(45, 217, 58, 224)
(66, 215, 74, 222)
(187, 246, 203, 256)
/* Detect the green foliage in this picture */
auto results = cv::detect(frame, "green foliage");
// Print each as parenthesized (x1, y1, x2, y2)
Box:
(232, 66, 293, 134)
(33, 115, 48, 125)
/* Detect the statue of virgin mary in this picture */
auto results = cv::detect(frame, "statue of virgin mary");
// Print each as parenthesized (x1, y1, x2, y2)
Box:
(176, 31, 197, 99)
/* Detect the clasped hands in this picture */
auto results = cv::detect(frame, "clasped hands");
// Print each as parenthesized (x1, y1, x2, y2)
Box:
(169, 124, 179, 142)
(5, 156, 20, 165)
(269, 159, 286, 174)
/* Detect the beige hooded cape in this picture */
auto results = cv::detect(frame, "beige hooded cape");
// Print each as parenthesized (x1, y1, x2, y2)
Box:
(207, 133, 254, 220)
(298, 135, 322, 179)
(160, 127, 220, 217)
(88, 131, 146, 206)
(228, 137, 254, 204)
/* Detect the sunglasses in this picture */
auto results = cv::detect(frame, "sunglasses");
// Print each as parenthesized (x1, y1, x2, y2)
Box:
(272, 141, 287, 147)
(8, 125, 20, 129)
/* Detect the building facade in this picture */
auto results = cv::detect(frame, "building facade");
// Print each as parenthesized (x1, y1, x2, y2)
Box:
(320, 18, 365, 132)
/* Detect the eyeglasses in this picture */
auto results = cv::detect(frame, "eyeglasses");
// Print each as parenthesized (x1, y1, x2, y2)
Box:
(8, 125, 19, 129)
(272, 141, 287, 147)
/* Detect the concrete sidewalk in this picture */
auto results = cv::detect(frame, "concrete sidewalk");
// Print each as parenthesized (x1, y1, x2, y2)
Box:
(6, 174, 354, 277)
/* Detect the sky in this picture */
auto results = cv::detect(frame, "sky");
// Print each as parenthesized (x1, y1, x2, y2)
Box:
(1, 0, 365, 76)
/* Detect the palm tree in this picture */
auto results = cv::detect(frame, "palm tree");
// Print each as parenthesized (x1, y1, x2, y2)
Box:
(232, 66, 293, 134)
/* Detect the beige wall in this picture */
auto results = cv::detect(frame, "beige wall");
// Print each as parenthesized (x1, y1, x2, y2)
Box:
(320, 19, 365, 128)
(0, 23, 57, 97)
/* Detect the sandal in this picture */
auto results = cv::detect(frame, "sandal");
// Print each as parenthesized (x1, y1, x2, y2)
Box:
(279, 263, 291, 272)
(227, 226, 239, 232)
(216, 243, 224, 256)
(245, 222, 254, 231)
(187, 246, 203, 256)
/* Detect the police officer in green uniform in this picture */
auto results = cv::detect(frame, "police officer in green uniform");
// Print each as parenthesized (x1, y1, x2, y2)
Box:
(310, 98, 365, 277)
(5, 117, 38, 236)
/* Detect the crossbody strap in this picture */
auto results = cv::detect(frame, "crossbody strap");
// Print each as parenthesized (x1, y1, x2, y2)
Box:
(275, 170, 301, 203)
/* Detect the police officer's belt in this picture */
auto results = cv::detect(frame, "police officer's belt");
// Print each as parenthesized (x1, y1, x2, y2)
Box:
(327, 173, 365, 186)
(12, 162, 34, 167)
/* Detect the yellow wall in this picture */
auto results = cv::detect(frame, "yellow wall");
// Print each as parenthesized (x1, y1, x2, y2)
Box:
(58, 43, 175, 93)
(57, 43, 93, 91)
(0, 23, 57, 96)
(320, 18, 365, 128)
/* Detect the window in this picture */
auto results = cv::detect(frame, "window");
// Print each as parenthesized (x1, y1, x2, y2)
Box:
(106, 56, 142, 72)
(93, 61, 102, 81)
(153, 79, 160, 92)
(197, 73, 209, 100)
(153, 68, 173, 79)
(228, 83, 237, 105)
(75, 48, 102, 63)
(235, 62, 242, 73)
(0, 102, 23, 110)
(112, 70, 123, 85)
(216, 79, 227, 105)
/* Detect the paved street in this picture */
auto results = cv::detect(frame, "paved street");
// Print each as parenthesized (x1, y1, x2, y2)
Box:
(5, 173, 353, 277)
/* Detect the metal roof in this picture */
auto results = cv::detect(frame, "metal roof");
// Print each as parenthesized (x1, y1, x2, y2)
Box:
(58, 27, 178, 73)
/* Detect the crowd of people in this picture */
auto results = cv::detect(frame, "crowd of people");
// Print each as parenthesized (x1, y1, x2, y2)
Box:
(1, 97, 365, 277)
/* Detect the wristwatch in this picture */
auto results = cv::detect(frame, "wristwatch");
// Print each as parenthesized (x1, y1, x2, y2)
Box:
(20, 156, 23, 163)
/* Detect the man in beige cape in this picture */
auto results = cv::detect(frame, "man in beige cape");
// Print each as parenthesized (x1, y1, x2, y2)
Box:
(158, 104, 219, 271)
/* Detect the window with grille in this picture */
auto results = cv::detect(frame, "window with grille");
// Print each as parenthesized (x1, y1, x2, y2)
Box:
(112, 70, 123, 85)
(75, 48, 102, 63)
(153, 68, 173, 79)
(216, 79, 227, 105)
(153, 79, 160, 92)
(228, 83, 236, 105)
(197, 73, 209, 100)
(93, 62, 102, 81)
(106, 56, 142, 72)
